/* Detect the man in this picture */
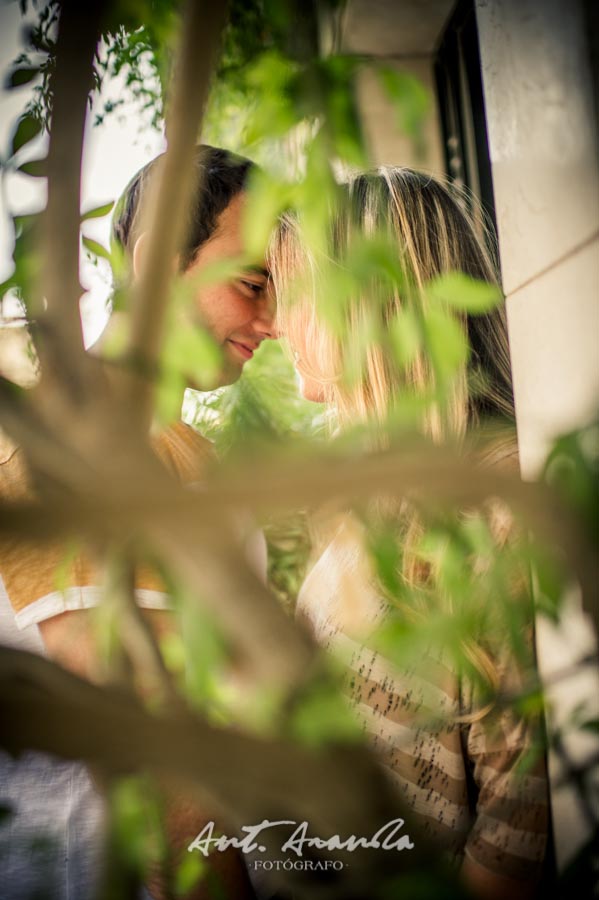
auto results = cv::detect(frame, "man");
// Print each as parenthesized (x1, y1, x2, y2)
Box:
(0, 145, 275, 899)
(114, 144, 273, 388)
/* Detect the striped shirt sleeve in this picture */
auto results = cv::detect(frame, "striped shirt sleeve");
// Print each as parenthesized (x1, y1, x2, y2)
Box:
(460, 649, 549, 881)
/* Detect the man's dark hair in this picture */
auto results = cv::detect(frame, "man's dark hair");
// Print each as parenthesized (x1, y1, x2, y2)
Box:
(112, 144, 255, 270)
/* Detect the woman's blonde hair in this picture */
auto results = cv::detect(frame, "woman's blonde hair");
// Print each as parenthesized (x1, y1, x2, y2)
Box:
(270, 167, 515, 450)
(269, 167, 524, 719)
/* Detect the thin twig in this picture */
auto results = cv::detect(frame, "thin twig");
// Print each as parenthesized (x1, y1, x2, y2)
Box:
(126, 0, 230, 431)
(102, 549, 182, 708)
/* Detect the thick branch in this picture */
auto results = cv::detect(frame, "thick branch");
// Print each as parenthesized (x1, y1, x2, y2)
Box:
(37, 0, 107, 404)
(0, 647, 433, 899)
(0, 437, 596, 655)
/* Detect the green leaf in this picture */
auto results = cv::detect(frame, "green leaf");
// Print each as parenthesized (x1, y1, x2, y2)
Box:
(290, 682, 362, 746)
(368, 529, 403, 601)
(54, 542, 80, 594)
(428, 272, 502, 314)
(171, 589, 228, 710)
(347, 234, 406, 288)
(159, 631, 186, 676)
(0, 277, 16, 299)
(543, 423, 599, 543)
(163, 324, 222, 390)
(246, 50, 296, 95)
(370, 616, 424, 668)
(312, 261, 357, 335)
(423, 307, 469, 379)
(243, 52, 299, 145)
(342, 304, 381, 388)
(155, 370, 186, 425)
(13, 212, 40, 236)
(11, 116, 42, 157)
(183, 257, 241, 292)
(318, 56, 367, 167)
(460, 515, 495, 556)
(581, 718, 599, 735)
(110, 776, 165, 871)
(388, 308, 422, 369)
(81, 201, 115, 221)
(175, 852, 206, 896)
(376, 66, 430, 145)
(242, 169, 292, 261)
(82, 235, 111, 260)
(6, 67, 40, 89)
(156, 318, 223, 425)
(17, 158, 46, 178)
(514, 690, 545, 718)
(531, 546, 565, 622)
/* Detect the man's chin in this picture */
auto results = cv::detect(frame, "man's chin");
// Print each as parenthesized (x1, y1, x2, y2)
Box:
(219, 354, 246, 386)
(217, 368, 243, 388)
(185, 362, 243, 392)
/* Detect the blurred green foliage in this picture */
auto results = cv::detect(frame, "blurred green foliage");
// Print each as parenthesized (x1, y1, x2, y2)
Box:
(544, 421, 599, 546)
(185, 340, 321, 609)
(1, 1, 597, 897)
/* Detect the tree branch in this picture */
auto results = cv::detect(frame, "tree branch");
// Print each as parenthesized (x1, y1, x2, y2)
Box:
(0, 646, 434, 899)
(36, 0, 107, 406)
(126, 0, 230, 430)
(1, 439, 596, 667)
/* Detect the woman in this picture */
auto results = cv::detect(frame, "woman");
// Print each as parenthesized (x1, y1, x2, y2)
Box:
(269, 168, 549, 899)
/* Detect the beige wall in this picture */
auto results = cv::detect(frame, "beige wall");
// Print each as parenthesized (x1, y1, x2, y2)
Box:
(476, 0, 599, 477)
(476, 0, 599, 869)
(331, 0, 451, 174)
(356, 59, 446, 174)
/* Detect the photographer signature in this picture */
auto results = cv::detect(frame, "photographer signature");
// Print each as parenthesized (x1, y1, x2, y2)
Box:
(188, 818, 414, 857)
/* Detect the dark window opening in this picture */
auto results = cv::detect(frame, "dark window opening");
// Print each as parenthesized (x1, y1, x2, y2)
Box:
(434, 0, 497, 244)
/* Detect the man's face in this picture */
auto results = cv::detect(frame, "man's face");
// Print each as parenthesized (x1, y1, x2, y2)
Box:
(184, 191, 275, 386)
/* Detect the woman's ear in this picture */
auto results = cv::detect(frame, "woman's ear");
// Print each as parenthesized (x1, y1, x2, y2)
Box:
(132, 231, 180, 278)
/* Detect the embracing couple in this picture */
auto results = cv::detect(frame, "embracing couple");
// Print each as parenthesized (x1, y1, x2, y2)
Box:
(0, 145, 548, 900)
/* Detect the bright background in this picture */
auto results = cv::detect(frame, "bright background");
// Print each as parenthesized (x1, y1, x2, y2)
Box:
(0, 0, 165, 346)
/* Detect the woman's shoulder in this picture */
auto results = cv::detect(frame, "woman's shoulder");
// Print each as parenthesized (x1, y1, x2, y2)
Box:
(297, 508, 389, 640)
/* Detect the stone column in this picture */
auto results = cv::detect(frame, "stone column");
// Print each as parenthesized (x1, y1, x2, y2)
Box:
(476, 0, 599, 870)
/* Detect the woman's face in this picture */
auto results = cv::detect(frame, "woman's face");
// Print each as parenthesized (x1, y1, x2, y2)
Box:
(284, 306, 327, 404)
(295, 358, 326, 403)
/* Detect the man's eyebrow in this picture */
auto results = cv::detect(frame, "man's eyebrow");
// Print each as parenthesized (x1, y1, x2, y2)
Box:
(242, 265, 269, 278)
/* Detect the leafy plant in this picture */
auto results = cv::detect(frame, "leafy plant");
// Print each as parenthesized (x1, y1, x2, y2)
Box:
(0, 2, 596, 899)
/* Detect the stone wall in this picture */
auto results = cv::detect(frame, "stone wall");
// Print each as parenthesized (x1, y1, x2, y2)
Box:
(476, 0, 599, 869)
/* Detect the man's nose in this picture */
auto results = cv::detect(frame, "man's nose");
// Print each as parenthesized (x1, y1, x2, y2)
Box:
(254, 292, 279, 339)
